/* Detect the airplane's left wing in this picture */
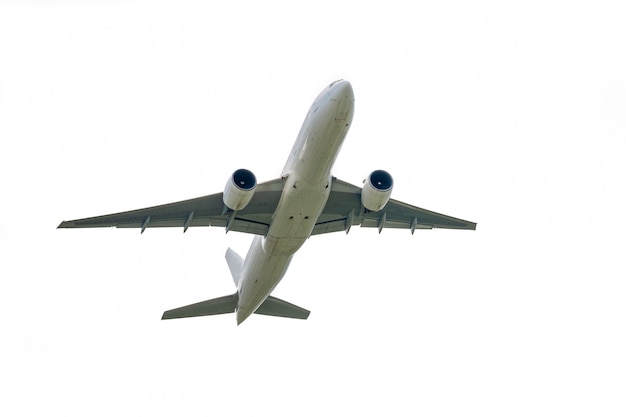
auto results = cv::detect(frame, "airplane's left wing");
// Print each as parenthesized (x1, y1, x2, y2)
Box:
(312, 178, 476, 235)
(58, 178, 285, 235)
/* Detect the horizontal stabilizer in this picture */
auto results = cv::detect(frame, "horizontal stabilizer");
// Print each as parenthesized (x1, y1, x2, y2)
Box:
(255, 296, 310, 320)
(162, 293, 310, 321)
(162, 293, 237, 320)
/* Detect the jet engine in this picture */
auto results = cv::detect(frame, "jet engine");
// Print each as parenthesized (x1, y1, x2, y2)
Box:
(361, 170, 393, 212)
(223, 169, 257, 211)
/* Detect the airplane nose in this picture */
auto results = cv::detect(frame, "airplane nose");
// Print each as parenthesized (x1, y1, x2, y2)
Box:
(328, 80, 354, 123)
(329, 79, 354, 100)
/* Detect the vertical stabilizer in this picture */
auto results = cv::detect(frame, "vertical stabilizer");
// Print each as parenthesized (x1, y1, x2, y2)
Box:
(225, 247, 243, 286)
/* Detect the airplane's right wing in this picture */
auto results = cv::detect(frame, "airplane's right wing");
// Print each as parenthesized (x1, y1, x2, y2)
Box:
(312, 178, 476, 235)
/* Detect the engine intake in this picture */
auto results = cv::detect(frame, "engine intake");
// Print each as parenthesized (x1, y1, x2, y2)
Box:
(361, 170, 393, 211)
(223, 169, 257, 211)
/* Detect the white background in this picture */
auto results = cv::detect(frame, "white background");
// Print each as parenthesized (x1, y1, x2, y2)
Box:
(1, 1, 625, 416)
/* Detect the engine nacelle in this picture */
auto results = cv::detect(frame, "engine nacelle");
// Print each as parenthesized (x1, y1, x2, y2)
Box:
(361, 170, 393, 212)
(223, 169, 257, 211)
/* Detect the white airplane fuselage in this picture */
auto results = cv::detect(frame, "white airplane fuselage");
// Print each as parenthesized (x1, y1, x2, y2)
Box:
(235, 80, 355, 324)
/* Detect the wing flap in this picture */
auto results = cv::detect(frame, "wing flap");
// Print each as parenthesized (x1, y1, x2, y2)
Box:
(311, 218, 350, 235)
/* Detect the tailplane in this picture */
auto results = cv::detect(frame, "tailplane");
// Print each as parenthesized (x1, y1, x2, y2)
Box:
(255, 296, 310, 319)
(162, 293, 238, 320)
(161, 247, 310, 322)
(162, 294, 310, 321)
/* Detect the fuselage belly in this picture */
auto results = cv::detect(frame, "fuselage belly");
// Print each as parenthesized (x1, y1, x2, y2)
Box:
(236, 81, 354, 324)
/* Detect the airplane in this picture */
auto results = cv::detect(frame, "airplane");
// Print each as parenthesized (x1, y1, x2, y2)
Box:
(58, 80, 476, 325)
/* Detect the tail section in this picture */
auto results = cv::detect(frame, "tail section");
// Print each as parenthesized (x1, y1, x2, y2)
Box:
(161, 247, 310, 323)
(162, 294, 310, 321)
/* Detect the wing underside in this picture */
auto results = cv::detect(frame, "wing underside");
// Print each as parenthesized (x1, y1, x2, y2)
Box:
(58, 177, 475, 235)
(312, 178, 476, 235)
(58, 179, 284, 235)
